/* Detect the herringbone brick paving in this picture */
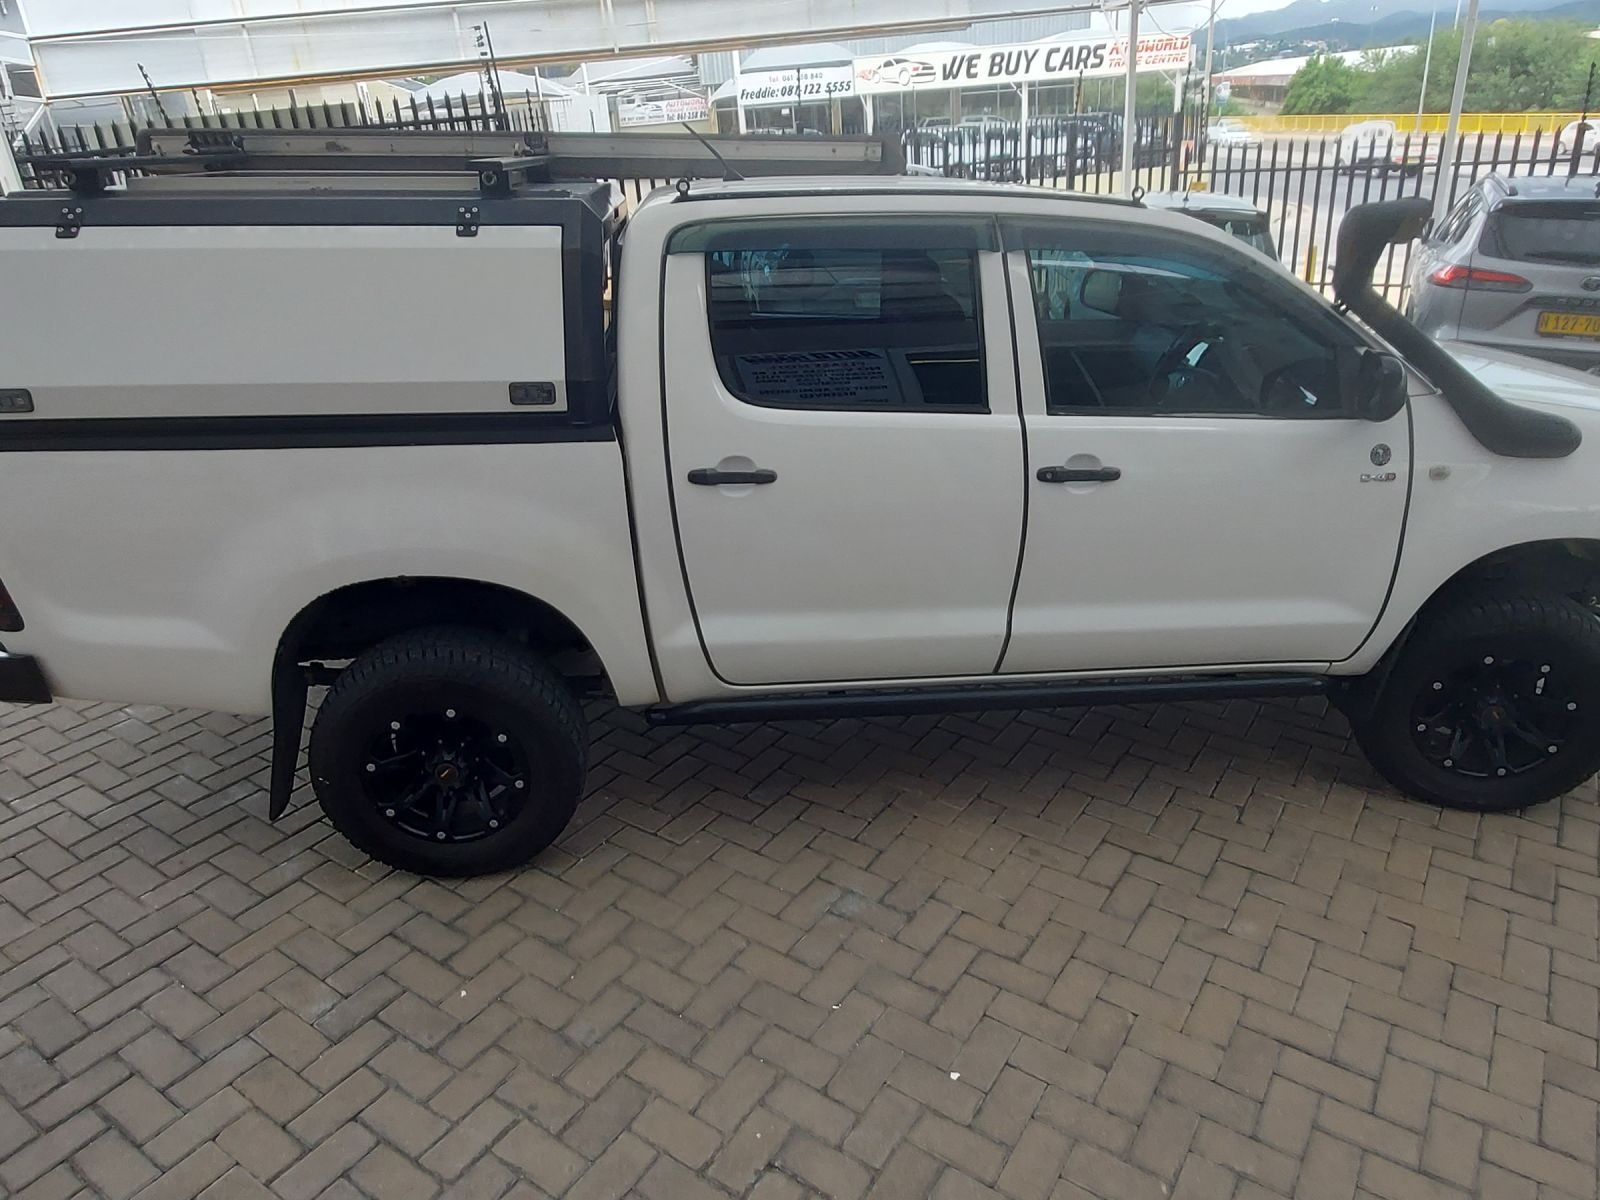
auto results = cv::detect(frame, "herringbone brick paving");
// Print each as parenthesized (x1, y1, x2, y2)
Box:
(0, 694, 1596, 1200)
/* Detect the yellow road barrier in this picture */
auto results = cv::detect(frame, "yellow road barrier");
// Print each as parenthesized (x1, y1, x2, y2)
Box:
(1236, 112, 1585, 136)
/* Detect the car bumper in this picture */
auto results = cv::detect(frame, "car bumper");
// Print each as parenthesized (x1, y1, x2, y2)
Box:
(0, 652, 52, 704)
(1448, 334, 1600, 375)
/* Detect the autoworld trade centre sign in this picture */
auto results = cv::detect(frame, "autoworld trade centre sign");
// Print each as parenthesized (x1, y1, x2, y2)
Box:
(852, 32, 1193, 95)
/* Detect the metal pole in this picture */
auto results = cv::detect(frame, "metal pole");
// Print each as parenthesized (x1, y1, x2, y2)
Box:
(1121, 0, 1141, 193)
(480, 22, 508, 130)
(1019, 79, 1030, 174)
(1434, 0, 1480, 222)
(1202, 0, 1218, 129)
(1571, 61, 1595, 178)
(1169, 69, 1185, 192)
(1416, 2, 1437, 133)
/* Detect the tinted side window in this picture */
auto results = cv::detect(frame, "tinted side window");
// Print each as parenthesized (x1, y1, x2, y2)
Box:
(706, 245, 985, 411)
(1436, 192, 1484, 247)
(1016, 224, 1357, 418)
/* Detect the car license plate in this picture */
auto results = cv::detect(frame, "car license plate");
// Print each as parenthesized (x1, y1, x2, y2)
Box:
(1537, 311, 1600, 339)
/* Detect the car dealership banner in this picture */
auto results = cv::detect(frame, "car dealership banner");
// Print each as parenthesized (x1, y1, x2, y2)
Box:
(617, 96, 710, 127)
(736, 65, 857, 109)
(853, 32, 1192, 95)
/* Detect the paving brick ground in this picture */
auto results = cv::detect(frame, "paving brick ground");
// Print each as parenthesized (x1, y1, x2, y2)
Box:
(0, 694, 1597, 1200)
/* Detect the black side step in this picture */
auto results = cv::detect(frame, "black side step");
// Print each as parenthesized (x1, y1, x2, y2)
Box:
(646, 673, 1329, 726)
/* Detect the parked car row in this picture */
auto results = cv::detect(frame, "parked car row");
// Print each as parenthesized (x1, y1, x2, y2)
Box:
(903, 114, 1168, 181)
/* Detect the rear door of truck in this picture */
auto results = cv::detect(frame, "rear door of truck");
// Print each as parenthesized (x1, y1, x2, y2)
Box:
(659, 214, 1027, 686)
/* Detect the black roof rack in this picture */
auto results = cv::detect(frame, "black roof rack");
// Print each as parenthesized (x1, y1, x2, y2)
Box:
(16, 127, 908, 196)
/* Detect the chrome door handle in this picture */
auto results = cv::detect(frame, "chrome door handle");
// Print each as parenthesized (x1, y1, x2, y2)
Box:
(1037, 465, 1121, 483)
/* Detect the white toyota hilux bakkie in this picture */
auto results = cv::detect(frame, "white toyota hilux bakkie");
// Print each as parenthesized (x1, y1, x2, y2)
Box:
(1, 128, 1597, 877)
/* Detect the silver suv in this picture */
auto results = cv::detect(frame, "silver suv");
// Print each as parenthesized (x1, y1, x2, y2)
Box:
(1409, 173, 1600, 376)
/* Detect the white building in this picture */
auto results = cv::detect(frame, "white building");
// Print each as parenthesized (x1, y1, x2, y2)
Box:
(13, 0, 1127, 102)
(1212, 46, 1416, 107)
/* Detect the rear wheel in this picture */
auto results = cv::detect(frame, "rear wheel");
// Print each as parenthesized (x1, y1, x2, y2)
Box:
(1354, 593, 1600, 812)
(309, 627, 586, 876)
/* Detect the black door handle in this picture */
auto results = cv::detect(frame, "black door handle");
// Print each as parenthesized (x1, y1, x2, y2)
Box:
(688, 467, 778, 486)
(1037, 465, 1121, 483)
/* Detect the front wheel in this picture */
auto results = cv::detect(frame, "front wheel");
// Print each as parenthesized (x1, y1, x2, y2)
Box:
(1353, 593, 1600, 812)
(309, 627, 586, 876)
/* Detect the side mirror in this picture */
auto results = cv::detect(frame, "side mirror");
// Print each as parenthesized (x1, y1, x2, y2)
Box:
(1354, 348, 1408, 422)
(1079, 268, 1123, 315)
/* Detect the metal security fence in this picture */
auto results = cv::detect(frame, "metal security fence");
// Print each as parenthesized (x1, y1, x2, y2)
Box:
(903, 116, 1600, 303)
(902, 113, 1179, 194)
(1183, 128, 1600, 302)
(16, 101, 1599, 308)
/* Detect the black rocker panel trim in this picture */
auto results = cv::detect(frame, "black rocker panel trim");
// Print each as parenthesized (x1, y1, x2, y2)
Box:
(647, 674, 1330, 725)
(0, 413, 616, 452)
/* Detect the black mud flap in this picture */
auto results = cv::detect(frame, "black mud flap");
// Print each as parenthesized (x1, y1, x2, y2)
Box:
(268, 655, 308, 821)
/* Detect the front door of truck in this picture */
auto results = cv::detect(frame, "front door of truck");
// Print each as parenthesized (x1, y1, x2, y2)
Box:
(662, 217, 1026, 686)
(999, 216, 1410, 674)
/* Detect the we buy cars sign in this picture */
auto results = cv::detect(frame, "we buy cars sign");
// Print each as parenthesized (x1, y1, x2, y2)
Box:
(853, 32, 1192, 95)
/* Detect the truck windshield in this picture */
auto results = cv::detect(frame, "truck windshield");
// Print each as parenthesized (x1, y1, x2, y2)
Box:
(1489, 202, 1600, 266)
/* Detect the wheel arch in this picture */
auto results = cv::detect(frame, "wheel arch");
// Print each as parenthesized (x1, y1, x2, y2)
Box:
(1413, 539, 1600, 617)
(277, 576, 599, 672)
(267, 576, 613, 821)
(1345, 538, 1600, 717)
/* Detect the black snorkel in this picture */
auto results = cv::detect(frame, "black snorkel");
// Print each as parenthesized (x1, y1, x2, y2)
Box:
(1334, 196, 1581, 459)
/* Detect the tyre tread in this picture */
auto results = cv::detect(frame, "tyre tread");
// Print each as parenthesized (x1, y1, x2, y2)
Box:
(309, 627, 585, 875)
(1357, 589, 1600, 812)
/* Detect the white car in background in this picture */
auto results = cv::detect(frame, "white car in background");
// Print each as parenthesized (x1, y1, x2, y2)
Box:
(1338, 118, 1439, 176)
(1206, 118, 1261, 148)
(1558, 119, 1595, 158)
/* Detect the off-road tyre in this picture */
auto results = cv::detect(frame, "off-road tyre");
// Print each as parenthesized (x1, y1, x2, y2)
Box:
(1354, 593, 1600, 812)
(309, 627, 586, 876)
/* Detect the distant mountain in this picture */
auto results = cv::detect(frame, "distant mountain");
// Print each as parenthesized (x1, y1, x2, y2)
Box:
(1215, 0, 1600, 49)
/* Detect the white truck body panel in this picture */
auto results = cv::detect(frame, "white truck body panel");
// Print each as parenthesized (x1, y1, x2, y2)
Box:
(0, 224, 572, 416)
(0, 443, 653, 712)
(0, 220, 655, 711)
(1347, 349, 1600, 675)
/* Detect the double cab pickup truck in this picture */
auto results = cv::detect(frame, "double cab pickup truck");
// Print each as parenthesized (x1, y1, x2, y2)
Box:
(1, 129, 1597, 876)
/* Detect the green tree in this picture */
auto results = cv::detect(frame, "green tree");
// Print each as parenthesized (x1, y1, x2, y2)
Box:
(1280, 54, 1366, 115)
(1359, 20, 1598, 114)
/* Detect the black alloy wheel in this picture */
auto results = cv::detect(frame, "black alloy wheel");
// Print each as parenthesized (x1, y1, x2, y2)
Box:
(310, 627, 586, 875)
(1407, 651, 1579, 780)
(1354, 592, 1600, 812)
(361, 707, 533, 844)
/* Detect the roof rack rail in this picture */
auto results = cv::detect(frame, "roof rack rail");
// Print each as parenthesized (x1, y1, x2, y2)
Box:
(17, 127, 907, 196)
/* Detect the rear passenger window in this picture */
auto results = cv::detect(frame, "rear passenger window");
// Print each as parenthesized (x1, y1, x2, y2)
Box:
(1015, 222, 1360, 418)
(1486, 201, 1600, 267)
(705, 244, 986, 411)
(1435, 192, 1484, 247)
